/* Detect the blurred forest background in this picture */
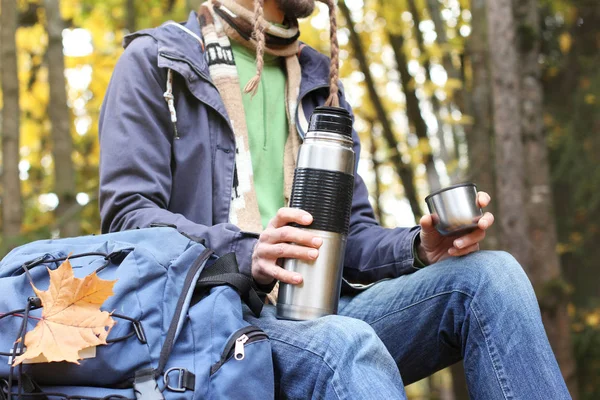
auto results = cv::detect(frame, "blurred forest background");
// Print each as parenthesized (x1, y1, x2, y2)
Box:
(0, 0, 598, 398)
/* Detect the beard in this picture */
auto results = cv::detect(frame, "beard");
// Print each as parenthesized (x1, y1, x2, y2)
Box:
(275, 0, 316, 19)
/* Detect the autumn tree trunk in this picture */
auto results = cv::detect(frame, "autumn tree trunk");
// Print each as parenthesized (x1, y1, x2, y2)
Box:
(486, 0, 530, 267)
(366, 119, 384, 224)
(425, 0, 468, 183)
(407, 0, 453, 181)
(388, 33, 441, 193)
(513, 0, 578, 396)
(466, 0, 499, 250)
(126, 0, 136, 33)
(426, 0, 464, 112)
(44, 0, 80, 238)
(339, 1, 422, 220)
(1, 0, 23, 239)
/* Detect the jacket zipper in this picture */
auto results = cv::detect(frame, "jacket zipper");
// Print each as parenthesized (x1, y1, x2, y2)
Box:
(210, 326, 269, 376)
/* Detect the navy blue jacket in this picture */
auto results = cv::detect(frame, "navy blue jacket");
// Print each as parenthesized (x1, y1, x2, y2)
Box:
(99, 12, 421, 284)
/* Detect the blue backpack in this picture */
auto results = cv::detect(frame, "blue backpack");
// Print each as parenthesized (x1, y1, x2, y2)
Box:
(0, 227, 274, 399)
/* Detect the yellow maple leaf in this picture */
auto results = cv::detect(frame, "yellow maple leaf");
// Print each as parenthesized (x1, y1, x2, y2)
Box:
(13, 260, 117, 366)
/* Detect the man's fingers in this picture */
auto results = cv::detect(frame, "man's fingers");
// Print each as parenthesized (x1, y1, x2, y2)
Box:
(264, 263, 303, 285)
(453, 228, 486, 250)
(260, 226, 322, 248)
(449, 242, 480, 257)
(419, 214, 438, 234)
(478, 212, 495, 230)
(477, 192, 491, 208)
(256, 242, 319, 262)
(269, 208, 312, 229)
(253, 208, 319, 285)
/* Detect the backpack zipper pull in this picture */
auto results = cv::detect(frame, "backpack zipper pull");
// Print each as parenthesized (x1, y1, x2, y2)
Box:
(234, 334, 249, 361)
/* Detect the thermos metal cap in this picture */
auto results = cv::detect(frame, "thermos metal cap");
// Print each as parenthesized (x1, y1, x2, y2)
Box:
(309, 106, 353, 137)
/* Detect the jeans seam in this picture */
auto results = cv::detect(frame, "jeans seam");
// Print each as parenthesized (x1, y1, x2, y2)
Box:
(367, 289, 474, 326)
(470, 301, 512, 400)
(271, 338, 342, 400)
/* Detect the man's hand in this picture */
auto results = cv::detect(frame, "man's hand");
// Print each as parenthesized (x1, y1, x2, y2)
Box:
(417, 191, 495, 265)
(252, 208, 323, 286)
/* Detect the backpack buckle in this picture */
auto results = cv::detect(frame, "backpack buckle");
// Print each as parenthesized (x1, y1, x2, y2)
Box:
(164, 367, 195, 393)
(133, 368, 164, 400)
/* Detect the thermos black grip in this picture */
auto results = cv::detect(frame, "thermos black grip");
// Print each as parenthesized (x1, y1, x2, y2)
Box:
(290, 168, 354, 235)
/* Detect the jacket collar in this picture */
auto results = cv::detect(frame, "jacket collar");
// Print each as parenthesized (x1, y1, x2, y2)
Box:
(123, 11, 336, 136)
(125, 12, 332, 95)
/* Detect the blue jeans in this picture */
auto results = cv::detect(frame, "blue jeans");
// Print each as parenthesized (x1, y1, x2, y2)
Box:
(244, 251, 571, 399)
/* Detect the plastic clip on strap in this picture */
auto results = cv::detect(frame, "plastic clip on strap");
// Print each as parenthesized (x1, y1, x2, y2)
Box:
(134, 369, 164, 400)
(163, 368, 195, 393)
(195, 253, 264, 317)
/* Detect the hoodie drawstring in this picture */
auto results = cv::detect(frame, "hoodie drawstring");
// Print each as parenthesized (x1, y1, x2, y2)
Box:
(164, 69, 180, 140)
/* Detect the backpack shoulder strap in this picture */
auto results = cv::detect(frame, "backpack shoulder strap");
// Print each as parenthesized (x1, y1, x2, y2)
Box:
(195, 253, 264, 317)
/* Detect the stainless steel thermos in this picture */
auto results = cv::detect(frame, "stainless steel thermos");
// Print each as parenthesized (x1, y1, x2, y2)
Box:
(276, 106, 356, 321)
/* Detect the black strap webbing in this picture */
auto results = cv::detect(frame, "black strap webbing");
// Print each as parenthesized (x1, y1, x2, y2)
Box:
(0, 374, 48, 400)
(195, 253, 263, 317)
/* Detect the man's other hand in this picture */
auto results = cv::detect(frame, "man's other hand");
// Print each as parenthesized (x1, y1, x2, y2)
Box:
(251, 208, 323, 286)
(417, 191, 495, 265)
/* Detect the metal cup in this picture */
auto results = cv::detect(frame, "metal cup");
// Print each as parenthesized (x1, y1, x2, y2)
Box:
(425, 183, 483, 236)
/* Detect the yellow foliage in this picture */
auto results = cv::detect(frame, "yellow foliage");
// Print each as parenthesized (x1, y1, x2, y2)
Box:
(459, 114, 474, 125)
(585, 94, 596, 105)
(112, 7, 125, 20)
(546, 66, 560, 78)
(16, 24, 47, 53)
(563, 5, 579, 26)
(60, 0, 77, 21)
(427, 42, 444, 61)
(445, 78, 464, 91)
(556, 242, 571, 255)
(445, 159, 460, 176)
(559, 32, 573, 54)
(417, 138, 432, 156)
(21, 120, 44, 151)
(569, 232, 583, 245)
(586, 313, 600, 328)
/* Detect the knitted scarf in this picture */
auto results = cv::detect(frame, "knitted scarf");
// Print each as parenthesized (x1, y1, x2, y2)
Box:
(198, 0, 302, 233)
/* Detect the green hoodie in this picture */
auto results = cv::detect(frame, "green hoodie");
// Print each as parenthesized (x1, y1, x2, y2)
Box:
(231, 41, 289, 229)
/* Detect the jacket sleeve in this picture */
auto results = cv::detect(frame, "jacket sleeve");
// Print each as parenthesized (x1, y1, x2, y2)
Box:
(98, 35, 257, 278)
(339, 96, 422, 284)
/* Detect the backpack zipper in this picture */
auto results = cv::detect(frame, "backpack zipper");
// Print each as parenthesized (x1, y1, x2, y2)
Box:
(210, 326, 268, 375)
